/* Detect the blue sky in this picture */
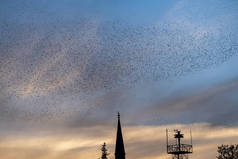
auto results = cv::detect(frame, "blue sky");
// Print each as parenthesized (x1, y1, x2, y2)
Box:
(0, 0, 238, 159)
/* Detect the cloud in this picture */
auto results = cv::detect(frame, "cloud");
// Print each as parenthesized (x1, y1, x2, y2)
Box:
(0, 123, 238, 159)
(0, 0, 238, 159)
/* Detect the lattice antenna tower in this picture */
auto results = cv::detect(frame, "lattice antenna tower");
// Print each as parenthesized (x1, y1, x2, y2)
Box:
(166, 129, 193, 159)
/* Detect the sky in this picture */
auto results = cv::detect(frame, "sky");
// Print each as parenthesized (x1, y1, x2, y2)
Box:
(0, 0, 238, 159)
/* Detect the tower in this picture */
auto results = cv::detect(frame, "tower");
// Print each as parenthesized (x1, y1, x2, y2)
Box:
(115, 112, 126, 159)
(166, 129, 193, 159)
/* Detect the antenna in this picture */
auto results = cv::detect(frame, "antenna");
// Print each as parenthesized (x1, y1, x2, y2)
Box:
(166, 129, 193, 159)
(190, 129, 193, 148)
(166, 129, 169, 153)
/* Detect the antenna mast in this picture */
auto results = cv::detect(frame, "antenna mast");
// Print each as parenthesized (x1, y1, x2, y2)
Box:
(166, 129, 193, 159)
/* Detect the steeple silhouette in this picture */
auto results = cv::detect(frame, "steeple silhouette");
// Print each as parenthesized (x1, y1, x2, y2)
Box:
(115, 112, 126, 159)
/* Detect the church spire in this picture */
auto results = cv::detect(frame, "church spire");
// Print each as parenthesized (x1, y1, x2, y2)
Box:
(115, 112, 126, 159)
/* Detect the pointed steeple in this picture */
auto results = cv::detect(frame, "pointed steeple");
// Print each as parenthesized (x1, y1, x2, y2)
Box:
(115, 112, 126, 159)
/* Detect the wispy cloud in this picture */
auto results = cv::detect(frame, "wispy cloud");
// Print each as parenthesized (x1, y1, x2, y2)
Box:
(0, 0, 238, 159)
(1, 123, 238, 159)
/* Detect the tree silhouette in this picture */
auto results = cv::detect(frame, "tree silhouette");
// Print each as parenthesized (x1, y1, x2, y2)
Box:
(101, 142, 110, 159)
(217, 144, 238, 159)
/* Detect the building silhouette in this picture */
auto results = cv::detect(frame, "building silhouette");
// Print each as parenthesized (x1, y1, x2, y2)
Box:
(115, 112, 126, 159)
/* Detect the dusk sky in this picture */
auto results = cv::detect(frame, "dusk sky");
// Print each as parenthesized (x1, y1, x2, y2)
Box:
(0, 0, 238, 159)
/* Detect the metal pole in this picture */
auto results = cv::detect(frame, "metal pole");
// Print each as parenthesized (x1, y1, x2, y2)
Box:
(166, 129, 168, 153)
(178, 131, 181, 159)
(190, 129, 193, 152)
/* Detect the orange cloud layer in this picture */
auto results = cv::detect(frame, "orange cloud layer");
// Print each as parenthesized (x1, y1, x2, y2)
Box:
(0, 123, 238, 159)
